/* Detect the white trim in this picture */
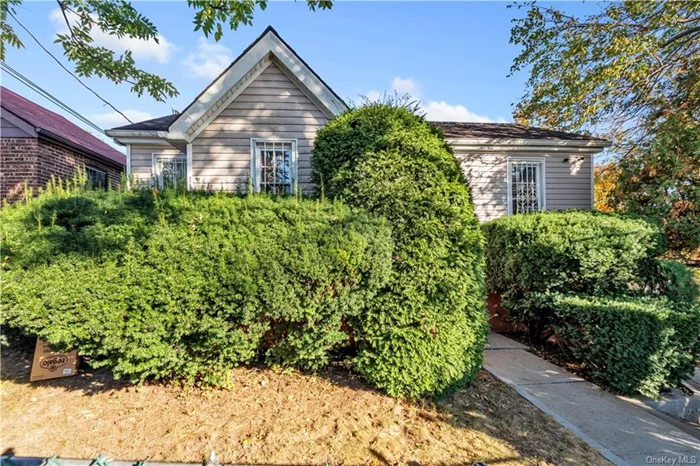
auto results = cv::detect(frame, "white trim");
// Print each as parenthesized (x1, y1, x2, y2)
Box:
(506, 156, 546, 215)
(591, 154, 596, 209)
(152, 152, 187, 189)
(186, 143, 193, 190)
(186, 60, 273, 141)
(446, 137, 611, 148)
(106, 130, 171, 138)
(108, 137, 177, 146)
(169, 30, 347, 137)
(126, 144, 132, 190)
(250, 138, 298, 194)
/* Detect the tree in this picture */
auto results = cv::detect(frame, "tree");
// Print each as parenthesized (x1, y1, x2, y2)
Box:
(1, 0, 332, 102)
(510, 1, 700, 254)
(593, 163, 619, 213)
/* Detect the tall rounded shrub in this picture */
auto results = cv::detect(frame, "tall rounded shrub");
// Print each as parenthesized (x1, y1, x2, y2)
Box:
(312, 103, 488, 398)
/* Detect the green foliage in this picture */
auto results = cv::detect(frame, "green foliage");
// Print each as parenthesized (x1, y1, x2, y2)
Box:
(2, 1, 333, 102)
(637, 259, 700, 305)
(483, 211, 662, 326)
(312, 103, 488, 398)
(510, 2, 700, 254)
(1, 188, 392, 386)
(551, 293, 700, 397)
(189, 1, 331, 42)
(510, 1, 699, 145)
(615, 115, 700, 255)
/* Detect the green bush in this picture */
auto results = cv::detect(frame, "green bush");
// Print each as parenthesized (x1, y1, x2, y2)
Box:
(482, 210, 662, 339)
(312, 103, 488, 398)
(551, 293, 700, 397)
(1, 188, 393, 386)
(637, 258, 700, 304)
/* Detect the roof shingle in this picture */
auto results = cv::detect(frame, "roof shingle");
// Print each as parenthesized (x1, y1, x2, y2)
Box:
(1, 86, 126, 166)
(431, 121, 607, 142)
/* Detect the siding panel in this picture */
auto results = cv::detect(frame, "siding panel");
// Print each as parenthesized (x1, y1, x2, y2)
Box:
(129, 145, 184, 187)
(452, 147, 593, 221)
(192, 63, 328, 193)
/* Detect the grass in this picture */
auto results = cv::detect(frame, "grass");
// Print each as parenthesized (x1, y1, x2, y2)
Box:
(0, 343, 609, 466)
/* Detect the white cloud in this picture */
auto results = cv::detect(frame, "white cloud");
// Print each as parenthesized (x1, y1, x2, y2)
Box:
(391, 77, 422, 98)
(49, 8, 173, 64)
(364, 90, 382, 101)
(90, 109, 153, 126)
(423, 101, 506, 123)
(364, 76, 507, 123)
(181, 38, 233, 80)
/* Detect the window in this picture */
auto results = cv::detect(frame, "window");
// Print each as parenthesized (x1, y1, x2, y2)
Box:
(154, 154, 187, 188)
(507, 158, 545, 215)
(251, 139, 297, 194)
(85, 166, 107, 190)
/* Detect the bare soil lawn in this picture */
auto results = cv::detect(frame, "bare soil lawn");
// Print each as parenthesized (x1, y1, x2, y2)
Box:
(1, 344, 609, 465)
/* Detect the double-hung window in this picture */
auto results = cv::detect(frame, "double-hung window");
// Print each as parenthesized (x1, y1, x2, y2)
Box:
(85, 166, 107, 190)
(251, 139, 297, 194)
(154, 154, 187, 188)
(507, 157, 545, 215)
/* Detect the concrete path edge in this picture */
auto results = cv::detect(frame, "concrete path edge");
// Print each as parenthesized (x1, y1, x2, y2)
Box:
(484, 362, 630, 466)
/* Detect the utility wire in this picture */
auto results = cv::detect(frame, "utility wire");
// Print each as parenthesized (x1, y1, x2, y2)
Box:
(7, 9, 133, 124)
(1, 61, 106, 135)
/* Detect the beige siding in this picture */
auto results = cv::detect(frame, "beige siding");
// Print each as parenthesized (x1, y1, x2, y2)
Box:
(453, 147, 593, 222)
(191, 63, 329, 192)
(129, 145, 184, 187)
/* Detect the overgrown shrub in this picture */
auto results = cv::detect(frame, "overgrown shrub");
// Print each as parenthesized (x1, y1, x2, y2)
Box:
(482, 210, 662, 339)
(1, 188, 393, 386)
(637, 258, 700, 304)
(551, 293, 700, 397)
(312, 103, 488, 398)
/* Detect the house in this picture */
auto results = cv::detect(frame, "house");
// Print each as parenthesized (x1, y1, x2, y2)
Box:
(1, 86, 126, 203)
(106, 27, 609, 221)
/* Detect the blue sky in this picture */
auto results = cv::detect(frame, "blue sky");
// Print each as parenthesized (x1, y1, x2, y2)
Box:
(2, 1, 598, 151)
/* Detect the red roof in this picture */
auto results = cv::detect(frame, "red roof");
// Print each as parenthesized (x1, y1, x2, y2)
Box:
(1, 86, 126, 166)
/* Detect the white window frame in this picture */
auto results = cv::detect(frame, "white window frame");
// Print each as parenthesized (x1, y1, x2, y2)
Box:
(249, 138, 298, 194)
(152, 153, 188, 189)
(506, 157, 546, 215)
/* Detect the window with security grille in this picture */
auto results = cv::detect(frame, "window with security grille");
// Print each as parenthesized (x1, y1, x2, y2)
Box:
(508, 159, 544, 214)
(253, 140, 295, 194)
(154, 155, 187, 188)
(85, 166, 107, 190)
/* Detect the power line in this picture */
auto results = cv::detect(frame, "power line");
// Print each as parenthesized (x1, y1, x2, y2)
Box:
(7, 8, 133, 123)
(1, 61, 106, 135)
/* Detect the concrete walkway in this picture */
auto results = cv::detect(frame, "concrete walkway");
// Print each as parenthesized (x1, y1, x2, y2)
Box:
(484, 332, 700, 466)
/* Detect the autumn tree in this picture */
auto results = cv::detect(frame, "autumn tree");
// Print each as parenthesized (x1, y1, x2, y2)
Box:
(1, 0, 332, 103)
(593, 163, 619, 213)
(510, 1, 700, 254)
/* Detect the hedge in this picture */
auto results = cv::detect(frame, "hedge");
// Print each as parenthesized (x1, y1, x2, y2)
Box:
(551, 293, 700, 397)
(482, 210, 663, 338)
(312, 103, 488, 398)
(1, 188, 393, 386)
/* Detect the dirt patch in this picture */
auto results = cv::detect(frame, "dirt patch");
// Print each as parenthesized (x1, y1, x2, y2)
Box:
(1, 344, 609, 465)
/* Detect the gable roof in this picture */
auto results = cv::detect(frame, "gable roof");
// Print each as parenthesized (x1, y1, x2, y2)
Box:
(112, 113, 179, 132)
(109, 26, 348, 140)
(1, 86, 126, 166)
(432, 121, 608, 143)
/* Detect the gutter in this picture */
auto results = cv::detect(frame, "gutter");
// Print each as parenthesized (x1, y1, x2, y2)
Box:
(36, 129, 125, 169)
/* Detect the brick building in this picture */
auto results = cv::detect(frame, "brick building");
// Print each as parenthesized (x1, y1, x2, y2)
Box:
(1, 86, 125, 203)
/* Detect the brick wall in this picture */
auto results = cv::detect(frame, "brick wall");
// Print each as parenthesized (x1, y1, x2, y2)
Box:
(1, 136, 123, 204)
(37, 139, 123, 189)
(1, 137, 40, 203)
